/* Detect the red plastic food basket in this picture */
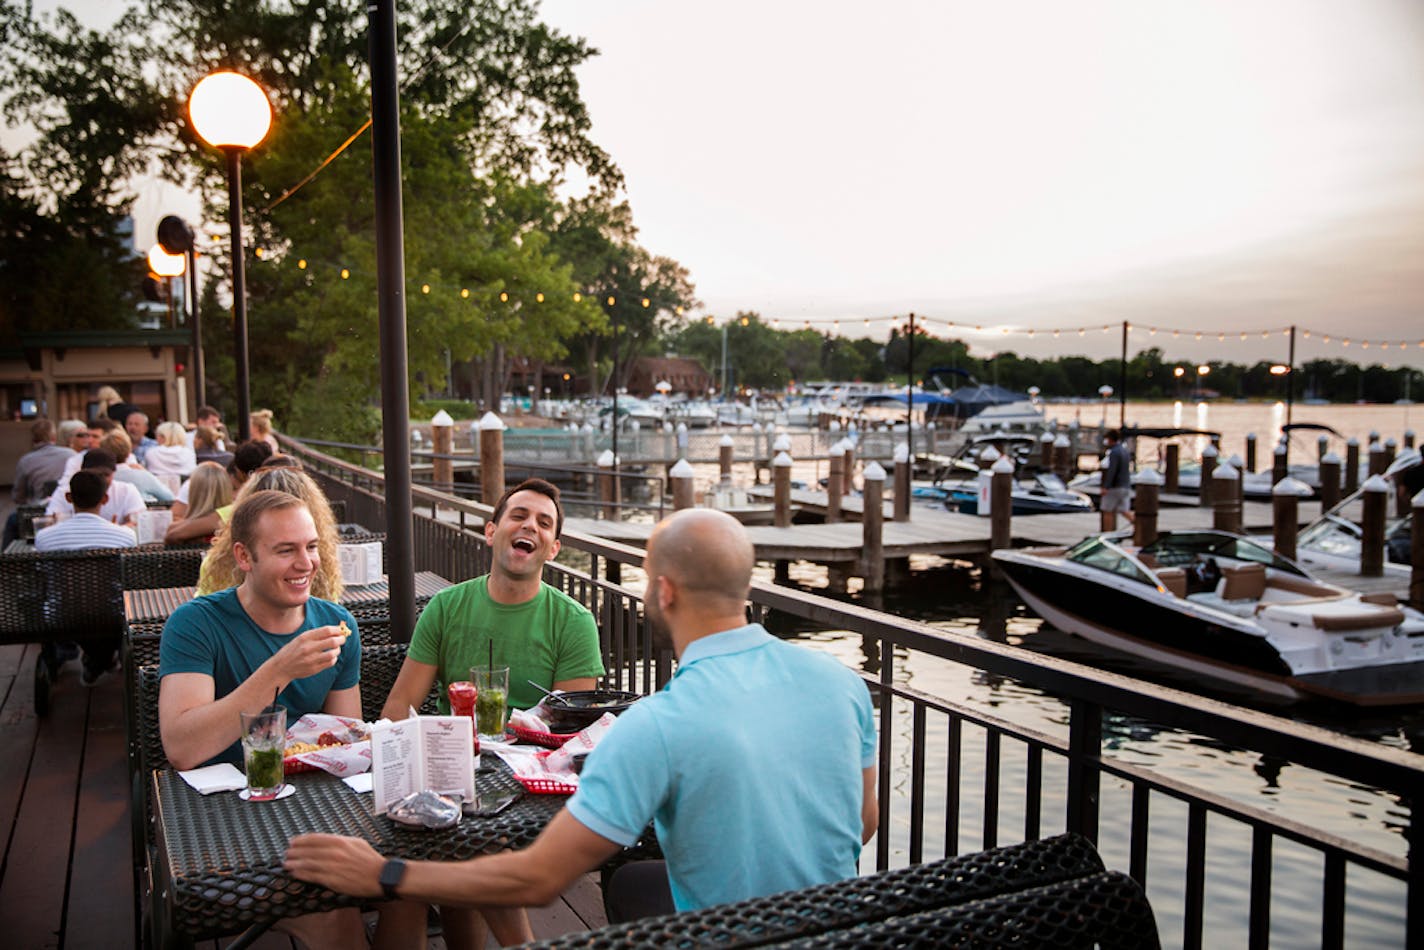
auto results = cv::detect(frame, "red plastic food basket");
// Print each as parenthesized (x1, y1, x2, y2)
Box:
(506, 722, 575, 749)
(514, 775, 578, 795)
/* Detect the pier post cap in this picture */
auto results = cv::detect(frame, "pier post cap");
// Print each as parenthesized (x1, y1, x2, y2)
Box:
(581, 422, 595, 433)
(1213, 462, 1239, 480)
(828, 440, 847, 458)
(662, 421, 673, 433)
(1039, 431, 1055, 443)
(829, 420, 841, 432)
(1370, 429, 1381, 441)
(1321, 451, 1341, 464)
(1245, 432, 1256, 440)
(979, 445, 1002, 463)
(894, 443, 909, 463)
(597, 450, 617, 468)
(1227, 453, 1245, 469)
(1369, 440, 1385, 453)
(430, 409, 454, 427)
(478, 412, 506, 431)
(677, 422, 688, 434)
(1413, 487, 1424, 509)
(1406, 429, 1416, 439)
(1134, 468, 1163, 486)
(1201, 444, 1219, 458)
(567, 422, 578, 431)
(863, 461, 887, 481)
(848, 422, 858, 436)
(1273, 443, 1287, 456)
(926, 421, 935, 431)
(1386, 437, 1398, 448)
(719, 434, 734, 447)
(669, 458, 695, 478)
(1347, 437, 1360, 446)
(628, 419, 641, 432)
(1363, 474, 1390, 493)
(772, 434, 793, 452)
(1273, 477, 1313, 496)
(772, 451, 794, 468)
(1053, 433, 1071, 447)
(991, 456, 1015, 475)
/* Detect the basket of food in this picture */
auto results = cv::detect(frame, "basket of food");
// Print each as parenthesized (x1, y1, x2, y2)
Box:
(282, 715, 371, 776)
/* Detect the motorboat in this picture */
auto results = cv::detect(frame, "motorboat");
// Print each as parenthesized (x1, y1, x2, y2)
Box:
(947, 471, 1094, 515)
(1276, 449, 1420, 578)
(959, 400, 1048, 435)
(912, 433, 1094, 515)
(702, 483, 779, 525)
(993, 529, 1424, 706)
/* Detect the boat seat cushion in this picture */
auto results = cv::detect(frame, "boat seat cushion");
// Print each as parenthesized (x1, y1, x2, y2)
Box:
(1156, 568, 1187, 598)
(1219, 563, 1267, 601)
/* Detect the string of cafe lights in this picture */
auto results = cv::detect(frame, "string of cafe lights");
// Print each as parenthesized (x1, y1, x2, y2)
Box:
(239, 247, 1421, 354)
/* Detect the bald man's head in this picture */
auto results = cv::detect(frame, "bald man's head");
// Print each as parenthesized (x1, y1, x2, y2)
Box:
(646, 509, 755, 611)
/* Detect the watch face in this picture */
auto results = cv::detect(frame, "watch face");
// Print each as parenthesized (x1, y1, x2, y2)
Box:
(380, 858, 407, 898)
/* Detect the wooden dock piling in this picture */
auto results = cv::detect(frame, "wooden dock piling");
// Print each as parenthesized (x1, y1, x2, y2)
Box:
(478, 411, 505, 503)
(893, 444, 910, 523)
(1134, 468, 1161, 547)
(1213, 462, 1241, 533)
(1412, 489, 1424, 610)
(990, 456, 1013, 553)
(1200, 444, 1218, 508)
(1346, 439, 1361, 493)
(670, 458, 694, 510)
(431, 410, 454, 491)
(862, 463, 886, 594)
(826, 448, 844, 524)
(1271, 443, 1287, 486)
(1369, 440, 1387, 477)
(1360, 475, 1389, 577)
(1320, 452, 1342, 510)
(1273, 477, 1311, 561)
(1245, 433, 1257, 473)
(597, 450, 618, 521)
(1164, 442, 1180, 494)
(773, 450, 793, 528)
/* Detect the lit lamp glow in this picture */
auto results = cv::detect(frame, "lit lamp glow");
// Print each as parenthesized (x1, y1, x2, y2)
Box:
(147, 244, 185, 277)
(188, 70, 272, 442)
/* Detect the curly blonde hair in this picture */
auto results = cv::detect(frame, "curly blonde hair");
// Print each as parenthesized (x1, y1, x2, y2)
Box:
(196, 467, 344, 600)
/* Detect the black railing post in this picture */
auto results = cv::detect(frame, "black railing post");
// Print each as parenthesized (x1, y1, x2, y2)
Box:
(1065, 698, 1102, 843)
(876, 636, 893, 871)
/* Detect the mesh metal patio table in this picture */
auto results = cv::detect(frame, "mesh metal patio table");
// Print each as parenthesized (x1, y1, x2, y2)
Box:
(149, 761, 562, 947)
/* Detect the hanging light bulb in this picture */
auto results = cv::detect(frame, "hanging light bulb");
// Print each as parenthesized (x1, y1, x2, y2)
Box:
(573, 292, 582, 302)
(461, 288, 469, 298)
(500, 291, 508, 302)
(607, 296, 615, 306)
(341, 268, 350, 279)
(536, 292, 545, 303)
(297, 259, 307, 270)
(421, 284, 430, 294)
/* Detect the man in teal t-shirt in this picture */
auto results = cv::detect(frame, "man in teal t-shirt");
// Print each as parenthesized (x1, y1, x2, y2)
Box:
(375, 478, 602, 949)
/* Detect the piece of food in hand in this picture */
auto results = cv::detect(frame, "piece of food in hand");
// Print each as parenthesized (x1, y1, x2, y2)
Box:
(337, 620, 351, 641)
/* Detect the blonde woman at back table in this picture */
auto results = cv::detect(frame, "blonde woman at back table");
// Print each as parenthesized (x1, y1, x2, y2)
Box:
(195, 466, 343, 600)
(145, 421, 197, 478)
(183, 461, 234, 523)
(250, 409, 280, 452)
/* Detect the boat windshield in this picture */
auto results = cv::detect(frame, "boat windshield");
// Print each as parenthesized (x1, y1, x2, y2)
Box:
(1141, 532, 1308, 576)
(1065, 537, 1156, 585)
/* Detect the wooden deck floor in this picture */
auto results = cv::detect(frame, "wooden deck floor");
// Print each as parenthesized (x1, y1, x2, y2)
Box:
(0, 643, 606, 948)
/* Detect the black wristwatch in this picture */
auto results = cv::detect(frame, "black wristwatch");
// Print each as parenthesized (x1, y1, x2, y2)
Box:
(379, 858, 407, 900)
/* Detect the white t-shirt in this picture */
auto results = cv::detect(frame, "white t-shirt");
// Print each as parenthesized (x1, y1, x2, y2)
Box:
(46, 478, 147, 525)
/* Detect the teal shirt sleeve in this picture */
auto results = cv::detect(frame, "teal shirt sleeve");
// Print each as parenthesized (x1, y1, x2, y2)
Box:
(158, 600, 215, 676)
(855, 677, 877, 769)
(566, 702, 670, 847)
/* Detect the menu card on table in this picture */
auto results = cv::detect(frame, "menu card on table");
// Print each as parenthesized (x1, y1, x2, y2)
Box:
(369, 716, 476, 814)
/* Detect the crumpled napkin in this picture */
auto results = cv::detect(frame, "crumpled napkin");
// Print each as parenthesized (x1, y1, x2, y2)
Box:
(178, 763, 247, 795)
(508, 706, 551, 731)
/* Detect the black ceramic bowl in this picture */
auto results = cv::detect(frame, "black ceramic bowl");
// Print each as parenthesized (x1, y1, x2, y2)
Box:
(543, 689, 642, 733)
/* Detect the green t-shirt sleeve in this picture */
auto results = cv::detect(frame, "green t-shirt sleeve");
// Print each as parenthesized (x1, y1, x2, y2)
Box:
(406, 589, 446, 667)
(552, 602, 606, 682)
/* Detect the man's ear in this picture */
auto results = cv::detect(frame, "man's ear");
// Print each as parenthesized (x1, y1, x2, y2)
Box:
(484, 519, 497, 544)
(64, 491, 73, 505)
(233, 540, 253, 572)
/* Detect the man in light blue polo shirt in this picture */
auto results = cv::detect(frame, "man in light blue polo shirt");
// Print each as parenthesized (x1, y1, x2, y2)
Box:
(285, 509, 879, 926)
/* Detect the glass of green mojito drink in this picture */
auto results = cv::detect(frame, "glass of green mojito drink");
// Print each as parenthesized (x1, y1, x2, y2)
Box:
(240, 707, 287, 800)
(471, 665, 510, 737)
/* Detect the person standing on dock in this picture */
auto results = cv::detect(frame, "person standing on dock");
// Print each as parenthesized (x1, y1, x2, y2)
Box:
(371, 477, 604, 948)
(1101, 428, 1135, 531)
(286, 508, 879, 929)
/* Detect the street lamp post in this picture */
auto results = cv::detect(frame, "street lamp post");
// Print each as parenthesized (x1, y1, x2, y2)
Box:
(188, 71, 272, 443)
(157, 215, 203, 407)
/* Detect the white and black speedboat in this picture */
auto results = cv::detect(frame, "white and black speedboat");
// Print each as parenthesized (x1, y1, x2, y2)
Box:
(993, 530, 1424, 706)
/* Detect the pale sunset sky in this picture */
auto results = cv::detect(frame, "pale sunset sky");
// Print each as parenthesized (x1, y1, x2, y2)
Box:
(16, 0, 1424, 367)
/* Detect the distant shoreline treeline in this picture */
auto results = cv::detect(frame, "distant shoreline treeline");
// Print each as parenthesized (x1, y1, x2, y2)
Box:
(666, 313, 1422, 403)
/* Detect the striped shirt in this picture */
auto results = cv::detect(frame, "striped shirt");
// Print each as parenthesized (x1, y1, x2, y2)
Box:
(35, 513, 138, 551)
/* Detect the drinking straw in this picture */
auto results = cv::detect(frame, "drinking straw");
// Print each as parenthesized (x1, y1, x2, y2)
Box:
(488, 641, 493, 680)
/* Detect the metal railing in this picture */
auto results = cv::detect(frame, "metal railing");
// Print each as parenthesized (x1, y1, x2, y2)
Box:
(286, 437, 1423, 949)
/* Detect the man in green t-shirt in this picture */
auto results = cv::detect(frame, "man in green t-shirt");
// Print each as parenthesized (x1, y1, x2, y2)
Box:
(376, 477, 602, 949)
